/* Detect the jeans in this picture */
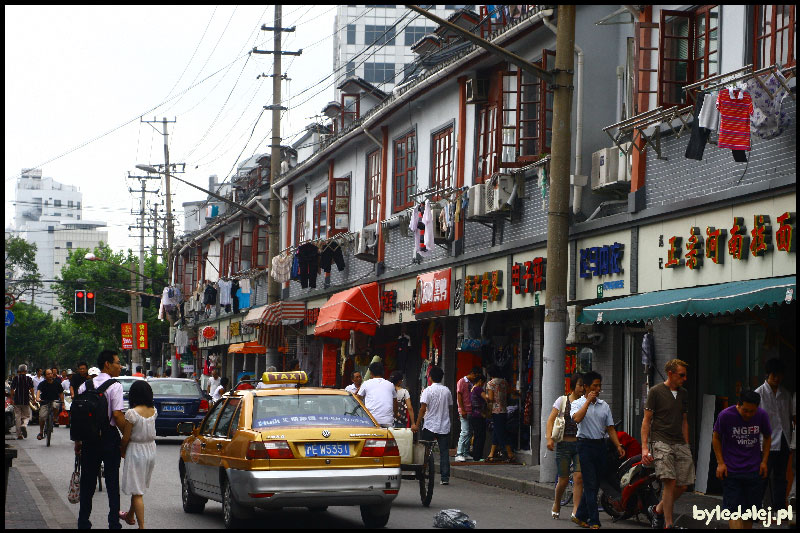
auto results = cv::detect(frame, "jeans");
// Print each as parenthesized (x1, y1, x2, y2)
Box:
(491, 412, 507, 447)
(469, 416, 487, 461)
(78, 429, 122, 529)
(422, 428, 450, 482)
(576, 439, 605, 527)
(765, 437, 790, 508)
(456, 415, 473, 456)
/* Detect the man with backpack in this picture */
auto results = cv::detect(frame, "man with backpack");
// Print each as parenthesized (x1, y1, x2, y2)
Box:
(72, 350, 127, 529)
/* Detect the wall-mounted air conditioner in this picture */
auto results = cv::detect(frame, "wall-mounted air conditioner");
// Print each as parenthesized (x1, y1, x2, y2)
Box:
(466, 183, 486, 218)
(485, 174, 515, 214)
(354, 225, 378, 262)
(465, 75, 489, 104)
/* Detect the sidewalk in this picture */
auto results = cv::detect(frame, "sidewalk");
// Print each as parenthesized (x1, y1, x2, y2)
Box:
(5, 433, 75, 529)
(438, 451, 794, 529)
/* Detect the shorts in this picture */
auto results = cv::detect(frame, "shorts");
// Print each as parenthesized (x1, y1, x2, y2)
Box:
(652, 441, 695, 486)
(556, 440, 581, 477)
(39, 402, 58, 425)
(722, 472, 765, 513)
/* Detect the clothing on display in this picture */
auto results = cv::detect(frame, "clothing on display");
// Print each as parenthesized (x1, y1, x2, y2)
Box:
(409, 200, 433, 259)
(297, 243, 321, 289)
(746, 71, 792, 140)
(270, 253, 293, 283)
(698, 91, 720, 130)
(217, 279, 232, 306)
(716, 87, 754, 151)
(239, 279, 251, 294)
(320, 240, 346, 273)
(685, 90, 712, 161)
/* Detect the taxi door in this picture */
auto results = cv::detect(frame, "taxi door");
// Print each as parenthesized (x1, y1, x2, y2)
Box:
(187, 399, 225, 498)
(204, 397, 242, 498)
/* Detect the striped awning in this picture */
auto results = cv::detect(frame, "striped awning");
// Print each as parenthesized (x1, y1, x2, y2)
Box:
(259, 301, 306, 326)
(228, 341, 266, 354)
(242, 306, 266, 326)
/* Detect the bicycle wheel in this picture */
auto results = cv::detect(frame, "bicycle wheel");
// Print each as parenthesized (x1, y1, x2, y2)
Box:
(419, 445, 435, 507)
(46, 405, 53, 447)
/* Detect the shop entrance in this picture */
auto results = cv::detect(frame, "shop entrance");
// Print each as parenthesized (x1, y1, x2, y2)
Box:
(623, 330, 647, 437)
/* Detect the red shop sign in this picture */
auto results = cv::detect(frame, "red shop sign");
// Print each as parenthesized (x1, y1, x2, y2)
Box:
(121, 323, 134, 350)
(202, 326, 217, 340)
(414, 268, 451, 319)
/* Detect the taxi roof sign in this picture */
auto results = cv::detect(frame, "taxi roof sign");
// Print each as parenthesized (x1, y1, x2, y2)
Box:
(261, 371, 308, 385)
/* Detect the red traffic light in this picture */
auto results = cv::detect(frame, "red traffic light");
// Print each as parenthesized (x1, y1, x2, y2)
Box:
(77, 291, 85, 298)
(87, 292, 95, 299)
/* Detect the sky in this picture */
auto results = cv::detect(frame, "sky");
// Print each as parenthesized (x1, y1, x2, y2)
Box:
(5, 5, 340, 255)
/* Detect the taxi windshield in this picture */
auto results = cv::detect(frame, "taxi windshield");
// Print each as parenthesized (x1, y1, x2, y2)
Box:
(252, 394, 376, 429)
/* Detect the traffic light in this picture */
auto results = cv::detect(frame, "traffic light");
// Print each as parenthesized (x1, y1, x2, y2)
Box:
(85, 291, 96, 314)
(74, 290, 85, 313)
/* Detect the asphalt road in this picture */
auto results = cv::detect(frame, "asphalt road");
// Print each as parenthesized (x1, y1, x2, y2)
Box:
(15, 425, 646, 529)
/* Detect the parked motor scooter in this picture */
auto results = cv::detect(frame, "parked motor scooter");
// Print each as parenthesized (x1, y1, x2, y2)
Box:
(598, 424, 662, 523)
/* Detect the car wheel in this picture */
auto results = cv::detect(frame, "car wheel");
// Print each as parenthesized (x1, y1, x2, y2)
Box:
(222, 476, 253, 529)
(181, 467, 207, 513)
(360, 502, 391, 528)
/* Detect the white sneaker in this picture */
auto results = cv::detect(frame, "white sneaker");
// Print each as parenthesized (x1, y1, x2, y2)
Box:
(454, 455, 466, 462)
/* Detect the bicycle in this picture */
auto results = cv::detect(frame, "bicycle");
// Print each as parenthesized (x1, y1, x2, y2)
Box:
(42, 400, 57, 447)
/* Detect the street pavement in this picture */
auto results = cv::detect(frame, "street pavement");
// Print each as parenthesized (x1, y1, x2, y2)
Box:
(6, 426, 646, 529)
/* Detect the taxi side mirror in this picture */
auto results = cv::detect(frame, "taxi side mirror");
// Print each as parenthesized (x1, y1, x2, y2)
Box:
(176, 422, 195, 436)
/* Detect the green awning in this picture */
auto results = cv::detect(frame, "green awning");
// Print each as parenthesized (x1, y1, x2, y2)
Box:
(578, 276, 796, 324)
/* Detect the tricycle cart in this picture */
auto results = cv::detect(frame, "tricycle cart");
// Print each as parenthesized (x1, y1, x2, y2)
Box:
(391, 429, 436, 507)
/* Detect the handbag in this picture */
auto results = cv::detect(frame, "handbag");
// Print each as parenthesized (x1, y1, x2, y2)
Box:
(67, 455, 81, 504)
(551, 395, 568, 443)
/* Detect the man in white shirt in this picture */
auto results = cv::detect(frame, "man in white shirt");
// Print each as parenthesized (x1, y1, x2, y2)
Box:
(31, 368, 44, 394)
(207, 368, 221, 396)
(411, 366, 453, 485)
(344, 371, 363, 394)
(755, 358, 792, 509)
(357, 362, 397, 427)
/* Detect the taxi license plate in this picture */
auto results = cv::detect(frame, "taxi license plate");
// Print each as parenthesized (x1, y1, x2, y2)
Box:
(163, 404, 184, 413)
(304, 443, 350, 457)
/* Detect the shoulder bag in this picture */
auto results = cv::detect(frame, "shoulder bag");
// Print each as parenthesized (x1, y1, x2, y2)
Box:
(67, 455, 81, 504)
(551, 395, 568, 443)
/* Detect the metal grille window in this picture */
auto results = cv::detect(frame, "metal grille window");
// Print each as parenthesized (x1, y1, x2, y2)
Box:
(754, 5, 795, 68)
(364, 62, 395, 84)
(312, 193, 328, 240)
(431, 126, 453, 192)
(393, 130, 417, 211)
(294, 202, 306, 245)
(365, 150, 381, 225)
(365, 25, 396, 46)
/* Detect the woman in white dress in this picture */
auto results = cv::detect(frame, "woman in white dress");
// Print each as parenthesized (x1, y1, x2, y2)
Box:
(119, 380, 157, 528)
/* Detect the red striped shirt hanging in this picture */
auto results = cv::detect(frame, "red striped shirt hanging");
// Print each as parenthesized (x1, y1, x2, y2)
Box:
(716, 89, 753, 151)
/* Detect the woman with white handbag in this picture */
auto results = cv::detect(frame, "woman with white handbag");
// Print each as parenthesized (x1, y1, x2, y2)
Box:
(546, 373, 586, 522)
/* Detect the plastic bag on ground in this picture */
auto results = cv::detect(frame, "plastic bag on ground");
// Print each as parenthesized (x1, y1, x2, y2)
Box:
(433, 509, 476, 529)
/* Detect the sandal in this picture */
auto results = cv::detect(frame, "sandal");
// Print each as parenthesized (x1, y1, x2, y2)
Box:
(551, 505, 560, 519)
(506, 454, 516, 463)
(36, 433, 44, 440)
(119, 511, 136, 526)
(486, 455, 500, 462)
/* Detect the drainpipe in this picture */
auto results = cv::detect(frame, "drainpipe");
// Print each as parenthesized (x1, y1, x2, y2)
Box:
(541, 15, 585, 216)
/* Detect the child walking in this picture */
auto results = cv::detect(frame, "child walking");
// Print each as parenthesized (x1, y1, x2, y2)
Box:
(119, 380, 157, 528)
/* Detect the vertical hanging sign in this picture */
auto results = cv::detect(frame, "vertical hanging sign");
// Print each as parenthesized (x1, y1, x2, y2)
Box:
(121, 323, 134, 350)
(136, 323, 148, 350)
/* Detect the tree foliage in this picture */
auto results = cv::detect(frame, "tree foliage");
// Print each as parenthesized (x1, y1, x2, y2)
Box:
(5, 235, 43, 301)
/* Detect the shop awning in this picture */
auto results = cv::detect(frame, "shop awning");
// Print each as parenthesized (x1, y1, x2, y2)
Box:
(314, 282, 381, 339)
(242, 306, 266, 326)
(259, 301, 306, 326)
(578, 276, 796, 324)
(228, 341, 266, 354)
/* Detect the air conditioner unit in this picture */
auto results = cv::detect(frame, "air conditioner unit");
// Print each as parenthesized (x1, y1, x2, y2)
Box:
(466, 183, 487, 218)
(465, 76, 489, 104)
(354, 225, 378, 262)
(485, 174, 515, 214)
(617, 142, 632, 182)
(430, 204, 448, 244)
(591, 147, 619, 189)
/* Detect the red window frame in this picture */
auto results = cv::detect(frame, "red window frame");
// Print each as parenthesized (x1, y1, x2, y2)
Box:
(294, 202, 306, 245)
(312, 192, 328, 240)
(431, 126, 454, 194)
(365, 150, 381, 226)
(328, 176, 351, 235)
(754, 5, 795, 69)
(393, 130, 417, 212)
(252, 224, 268, 268)
(221, 238, 238, 277)
(475, 103, 498, 183)
(341, 93, 360, 129)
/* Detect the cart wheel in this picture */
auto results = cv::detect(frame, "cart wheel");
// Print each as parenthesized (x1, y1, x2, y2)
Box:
(419, 446, 435, 507)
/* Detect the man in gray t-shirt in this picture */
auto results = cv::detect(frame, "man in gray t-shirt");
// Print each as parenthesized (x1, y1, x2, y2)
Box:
(642, 359, 695, 530)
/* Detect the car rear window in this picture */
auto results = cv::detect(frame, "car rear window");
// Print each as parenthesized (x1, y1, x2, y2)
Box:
(253, 394, 376, 429)
(149, 380, 199, 397)
(119, 379, 141, 393)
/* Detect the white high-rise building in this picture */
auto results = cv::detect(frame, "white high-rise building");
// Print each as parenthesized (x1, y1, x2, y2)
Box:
(14, 168, 108, 318)
(332, 5, 466, 94)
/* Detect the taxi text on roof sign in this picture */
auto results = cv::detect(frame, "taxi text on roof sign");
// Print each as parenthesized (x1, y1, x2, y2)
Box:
(261, 371, 308, 385)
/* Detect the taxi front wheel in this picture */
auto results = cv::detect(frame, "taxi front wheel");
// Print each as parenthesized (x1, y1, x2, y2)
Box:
(360, 503, 391, 528)
(222, 477, 254, 529)
(181, 471, 206, 513)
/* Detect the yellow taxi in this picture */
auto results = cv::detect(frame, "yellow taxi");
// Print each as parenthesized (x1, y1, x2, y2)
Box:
(177, 371, 401, 528)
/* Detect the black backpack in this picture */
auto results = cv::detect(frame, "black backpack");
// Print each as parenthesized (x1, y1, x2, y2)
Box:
(70, 378, 119, 443)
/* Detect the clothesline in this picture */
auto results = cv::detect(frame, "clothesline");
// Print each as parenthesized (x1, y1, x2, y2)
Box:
(275, 230, 359, 257)
(685, 63, 795, 103)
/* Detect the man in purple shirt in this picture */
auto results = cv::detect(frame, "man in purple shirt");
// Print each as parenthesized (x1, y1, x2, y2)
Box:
(712, 390, 772, 530)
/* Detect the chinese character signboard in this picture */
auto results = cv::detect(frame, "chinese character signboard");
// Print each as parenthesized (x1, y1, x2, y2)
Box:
(136, 323, 148, 350)
(121, 323, 133, 350)
(464, 271, 504, 304)
(305, 307, 320, 325)
(579, 242, 624, 278)
(511, 257, 546, 295)
(414, 268, 451, 319)
(381, 290, 397, 313)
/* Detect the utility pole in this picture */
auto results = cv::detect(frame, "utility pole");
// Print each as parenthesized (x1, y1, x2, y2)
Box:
(404, 5, 574, 479)
(539, 6, 575, 482)
(253, 5, 301, 369)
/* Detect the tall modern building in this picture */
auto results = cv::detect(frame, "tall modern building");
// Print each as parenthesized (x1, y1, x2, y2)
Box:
(332, 5, 467, 94)
(14, 168, 108, 318)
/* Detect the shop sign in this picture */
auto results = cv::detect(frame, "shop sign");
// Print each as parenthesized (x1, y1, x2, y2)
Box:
(511, 257, 546, 294)
(464, 270, 503, 304)
(414, 268, 451, 318)
(121, 323, 133, 350)
(381, 290, 397, 313)
(579, 243, 624, 278)
(305, 307, 320, 325)
(229, 321, 241, 337)
(660, 213, 795, 270)
(136, 323, 148, 350)
(202, 326, 217, 340)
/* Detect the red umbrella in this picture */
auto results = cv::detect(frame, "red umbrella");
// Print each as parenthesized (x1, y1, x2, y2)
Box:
(314, 282, 381, 339)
